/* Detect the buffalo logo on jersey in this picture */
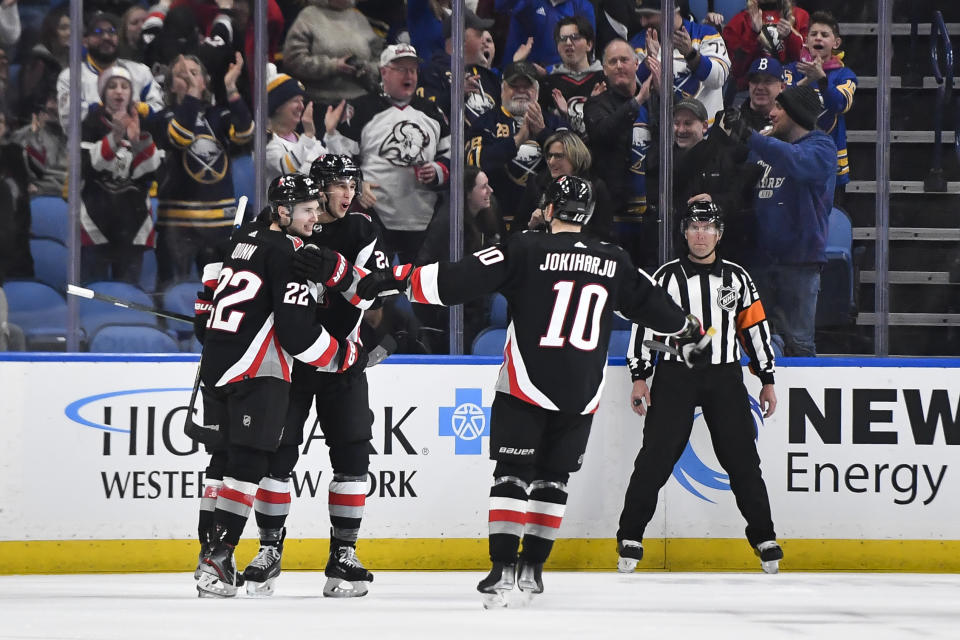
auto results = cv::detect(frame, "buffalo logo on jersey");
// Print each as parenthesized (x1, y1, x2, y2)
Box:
(674, 395, 766, 502)
(466, 89, 496, 120)
(184, 134, 228, 184)
(717, 286, 737, 312)
(508, 140, 542, 186)
(380, 121, 432, 166)
(630, 123, 651, 174)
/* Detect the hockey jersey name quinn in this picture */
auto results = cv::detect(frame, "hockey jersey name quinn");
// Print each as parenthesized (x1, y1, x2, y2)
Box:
(538, 252, 617, 277)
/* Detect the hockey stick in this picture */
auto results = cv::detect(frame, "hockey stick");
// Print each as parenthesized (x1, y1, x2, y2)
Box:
(183, 196, 249, 446)
(66, 284, 194, 324)
(643, 327, 717, 358)
(366, 334, 397, 367)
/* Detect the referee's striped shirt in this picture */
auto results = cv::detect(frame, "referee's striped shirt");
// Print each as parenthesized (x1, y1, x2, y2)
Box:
(627, 255, 776, 384)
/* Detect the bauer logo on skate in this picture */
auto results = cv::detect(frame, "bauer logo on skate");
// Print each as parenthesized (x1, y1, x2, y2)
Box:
(438, 388, 491, 455)
(672, 394, 766, 503)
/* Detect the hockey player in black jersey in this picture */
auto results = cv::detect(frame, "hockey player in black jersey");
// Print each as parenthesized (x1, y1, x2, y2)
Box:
(617, 201, 782, 575)
(238, 155, 389, 598)
(358, 175, 710, 607)
(195, 173, 363, 598)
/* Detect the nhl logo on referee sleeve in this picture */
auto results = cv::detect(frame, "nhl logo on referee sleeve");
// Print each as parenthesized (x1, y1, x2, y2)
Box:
(717, 286, 737, 311)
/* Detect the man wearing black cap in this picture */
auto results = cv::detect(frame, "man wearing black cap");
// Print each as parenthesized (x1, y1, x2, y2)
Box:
(55, 11, 163, 131)
(718, 84, 836, 356)
(418, 8, 499, 125)
(466, 60, 560, 217)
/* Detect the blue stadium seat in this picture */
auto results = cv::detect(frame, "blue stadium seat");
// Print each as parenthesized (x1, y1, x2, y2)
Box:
(30, 196, 69, 242)
(140, 249, 158, 293)
(78, 281, 158, 337)
(489, 293, 508, 327)
(816, 208, 856, 326)
(163, 281, 201, 337)
(608, 330, 633, 357)
(471, 327, 506, 356)
(708, 0, 744, 22)
(232, 154, 255, 204)
(3, 281, 69, 348)
(88, 324, 180, 353)
(29, 238, 68, 292)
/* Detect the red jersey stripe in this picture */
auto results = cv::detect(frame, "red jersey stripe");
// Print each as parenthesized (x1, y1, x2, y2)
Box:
(219, 486, 255, 507)
(329, 493, 366, 506)
(489, 509, 526, 524)
(525, 512, 562, 529)
(255, 488, 291, 504)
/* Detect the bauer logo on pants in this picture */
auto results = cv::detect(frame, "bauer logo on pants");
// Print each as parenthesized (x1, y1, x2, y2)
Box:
(438, 388, 491, 455)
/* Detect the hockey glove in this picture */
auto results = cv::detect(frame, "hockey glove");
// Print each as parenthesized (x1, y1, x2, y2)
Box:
(292, 245, 353, 293)
(194, 288, 214, 343)
(356, 264, 413, 300)
(719, 107, 754, 145)
(335, 339, 368, 377)
(675, 314, 713, 370)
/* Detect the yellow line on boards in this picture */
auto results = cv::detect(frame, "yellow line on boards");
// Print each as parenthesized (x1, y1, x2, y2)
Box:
(0, 539, 958, 574)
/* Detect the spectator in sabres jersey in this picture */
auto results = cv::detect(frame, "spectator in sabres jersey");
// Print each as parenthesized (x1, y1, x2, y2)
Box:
(324, 43, 451, 265)
(781, 11, 856, 205)
(631, 0, 730, 126)
(466, 61, 562, 222)
(151, 52, 254, 286)
(418, 8, 499, 126)
(539, 15, 605, 138)
(264, 70, 328, 183)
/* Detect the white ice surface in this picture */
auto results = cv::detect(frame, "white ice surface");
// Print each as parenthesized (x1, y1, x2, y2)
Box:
(1, 571, 958, 640)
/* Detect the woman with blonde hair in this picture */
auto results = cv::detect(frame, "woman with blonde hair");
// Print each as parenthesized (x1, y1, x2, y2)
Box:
(515, 130, 611, 240)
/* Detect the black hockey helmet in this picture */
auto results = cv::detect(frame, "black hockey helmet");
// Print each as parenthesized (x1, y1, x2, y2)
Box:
(543, 175, 594, 225)
(310, 154, 364, 192)
(681, 200, 724, 234)
(267, 173, 321, 223)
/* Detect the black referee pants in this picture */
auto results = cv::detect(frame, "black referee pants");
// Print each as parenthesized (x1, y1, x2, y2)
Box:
(617, 361, 776, 548)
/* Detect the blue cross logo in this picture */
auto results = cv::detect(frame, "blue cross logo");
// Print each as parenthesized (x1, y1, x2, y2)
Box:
(438, 388, 491, 455)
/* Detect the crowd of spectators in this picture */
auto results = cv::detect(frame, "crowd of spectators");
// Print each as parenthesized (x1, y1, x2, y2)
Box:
(0, 0, 858, 355)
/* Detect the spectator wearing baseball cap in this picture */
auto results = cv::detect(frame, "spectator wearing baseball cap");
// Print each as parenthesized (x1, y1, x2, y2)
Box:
(282, 0, 384, 109)
(741, 57, 786, 131)
(672, 97, 762, 263)
(419, 8, 499, 124)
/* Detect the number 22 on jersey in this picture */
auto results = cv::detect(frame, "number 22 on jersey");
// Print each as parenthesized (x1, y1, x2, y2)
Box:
(208, 267, 263, 333)
(540, 281, 608, 350)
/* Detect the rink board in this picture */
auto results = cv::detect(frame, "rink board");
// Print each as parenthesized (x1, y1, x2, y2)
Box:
(0, 354, 958, 573)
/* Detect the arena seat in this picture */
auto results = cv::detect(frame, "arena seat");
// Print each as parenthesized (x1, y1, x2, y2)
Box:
(78, 281, 158, 336)
(471, 327, 507, 356)
(162, 281, 201, 338)
(88, 324, 180, 353)
(29, 238, 68, 292)
(30, 196, 69, 243)
(816, 207, 857, 327)
(3, 280, 69, 349)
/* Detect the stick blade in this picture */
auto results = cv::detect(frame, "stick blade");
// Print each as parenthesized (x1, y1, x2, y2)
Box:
(66, 284, 94, 299)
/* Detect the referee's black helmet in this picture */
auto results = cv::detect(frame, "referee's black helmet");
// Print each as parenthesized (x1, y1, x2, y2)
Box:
(681, 201, 724, 234)
(544, 175, 594, 225)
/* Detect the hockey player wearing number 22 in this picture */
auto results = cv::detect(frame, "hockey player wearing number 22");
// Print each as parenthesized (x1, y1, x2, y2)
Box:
(357, 175, 708, 608)
(194, 173, 365, 599)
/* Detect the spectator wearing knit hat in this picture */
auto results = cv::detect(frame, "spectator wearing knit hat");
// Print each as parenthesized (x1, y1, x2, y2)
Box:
(80, 64, 161, 283)
(264, 71, 328, 183)
(150, 52, 254, 286)
(717, 84, 835, 356)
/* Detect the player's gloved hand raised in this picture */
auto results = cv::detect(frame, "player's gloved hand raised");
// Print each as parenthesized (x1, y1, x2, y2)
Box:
(356, 264, 413, 300)
(292, 245, 353, 293)
(718, 107, 753, 144)
(193, 288, 214, 343)
(335, 339, 368, 377)
(675, 314, 713, 369)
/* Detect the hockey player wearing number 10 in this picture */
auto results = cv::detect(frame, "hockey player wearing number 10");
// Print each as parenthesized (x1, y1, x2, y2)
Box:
(357, 175, 709, 608)
(195, 174, 365, 598)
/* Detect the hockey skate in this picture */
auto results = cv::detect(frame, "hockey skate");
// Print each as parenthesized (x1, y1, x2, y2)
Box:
(477, 562, 516, 609)
(243, 529, 285, 597)
(197, 542, 239, 598)
(323, 537, 373, 598)
(755, 540, 784, 574)
(617, 539, 644, 573)
(513, 559, 544, 606)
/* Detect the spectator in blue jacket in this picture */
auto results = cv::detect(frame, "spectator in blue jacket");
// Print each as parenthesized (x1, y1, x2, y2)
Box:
(497, 0, 595, 68)
(720, 84, 835, 357)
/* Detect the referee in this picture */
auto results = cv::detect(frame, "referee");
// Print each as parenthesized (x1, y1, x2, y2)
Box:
(615, 201, 784, 574)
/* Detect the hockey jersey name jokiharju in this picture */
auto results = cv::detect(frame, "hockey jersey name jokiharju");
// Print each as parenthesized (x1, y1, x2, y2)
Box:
(538, 252, 617, 277)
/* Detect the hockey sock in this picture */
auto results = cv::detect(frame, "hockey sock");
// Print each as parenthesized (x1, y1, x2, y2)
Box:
(198, 478, 223, 543)
(520, 480, 568, 564)
(213, 476, 257, 546)
(328, 474, 367, 544)
(253, 476, 291, 535)
(488, 476, 529, 563)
